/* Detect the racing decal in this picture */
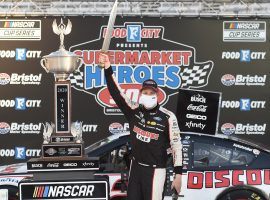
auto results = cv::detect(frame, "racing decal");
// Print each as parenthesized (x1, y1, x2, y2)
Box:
(69, 22, 213, 115)
(187, 170, 270, 189)
(133, 125, 159, 143)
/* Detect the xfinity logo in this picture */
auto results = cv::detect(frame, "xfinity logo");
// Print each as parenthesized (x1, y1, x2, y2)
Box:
(185, 121, 206, 130)
(0, 99, 41, 110)
(0, 49, 41, 60)
(221, 74, 266, 86)
(82, 162, 95, 167)
(222, 51, 266, 62)
(222, 100, 265, 111)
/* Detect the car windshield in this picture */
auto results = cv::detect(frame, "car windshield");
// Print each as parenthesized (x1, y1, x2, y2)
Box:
(86, 138, 112, 152)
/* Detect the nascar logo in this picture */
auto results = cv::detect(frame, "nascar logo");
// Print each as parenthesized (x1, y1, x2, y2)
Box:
(3, 21, 35, 28)
(20, 181, 108, 200)
(228, 22, 260, 30)
(32, 185, 94, 198)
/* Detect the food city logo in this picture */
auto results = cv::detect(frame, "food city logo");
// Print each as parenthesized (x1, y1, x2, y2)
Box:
(0, 122, 43, 134)
(221, 99, 265, 111)
(221, 123, 266, 135)
(221, 74, 267, 86)
(0, 73, 42, 85)
(0, 49, 41, 61)
(223, 21, 266, 42)
(0, 20, 41, 40)
(0, 147, 41, 160)
(185, 94, 207, 131)
(68, 22, 214, 115)
(109, 122, 129, 134)
(0, 98, 41, 110)
(222, 50, 266, 62)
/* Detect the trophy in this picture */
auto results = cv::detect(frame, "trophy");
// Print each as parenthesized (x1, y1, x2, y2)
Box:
(27, 19, 99, 172)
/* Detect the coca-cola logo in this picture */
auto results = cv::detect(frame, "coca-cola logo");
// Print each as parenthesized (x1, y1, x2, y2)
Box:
(187, 104, 207, 112)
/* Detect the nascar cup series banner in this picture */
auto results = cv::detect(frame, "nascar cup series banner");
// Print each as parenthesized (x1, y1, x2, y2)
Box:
(0, 17, 269, 164)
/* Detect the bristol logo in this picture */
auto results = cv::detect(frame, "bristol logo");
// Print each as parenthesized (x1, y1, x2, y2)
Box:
(68, 22, 214, 115)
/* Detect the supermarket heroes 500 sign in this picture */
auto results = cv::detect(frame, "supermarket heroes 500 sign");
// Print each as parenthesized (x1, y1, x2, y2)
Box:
(69, 22, 214, 115)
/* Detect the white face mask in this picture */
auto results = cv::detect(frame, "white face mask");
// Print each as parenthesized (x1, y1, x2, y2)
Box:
(139, 94, 158, 109)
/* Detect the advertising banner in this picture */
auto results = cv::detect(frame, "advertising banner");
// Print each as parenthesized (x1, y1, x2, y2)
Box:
(0, 17, 269, 165)
(176, 89, 221, 135)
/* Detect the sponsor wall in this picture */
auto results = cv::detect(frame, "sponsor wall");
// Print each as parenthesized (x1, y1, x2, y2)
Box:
(0, 17, 269, 164)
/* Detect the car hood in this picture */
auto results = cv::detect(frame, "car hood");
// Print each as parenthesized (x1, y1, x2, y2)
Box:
(0, 163, 27, 175)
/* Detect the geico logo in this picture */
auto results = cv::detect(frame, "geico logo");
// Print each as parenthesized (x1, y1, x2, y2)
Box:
(222, 52, 266, 59)
(236, 123, 266, 132)
(188, 170, 270, 189)
(11, 123, 42, 131)
(82, 125, 98, 132)
(46, 185, 95, 197)
(221, 101, 265, 108)
(236, 75, 266, 84)
(63, 163, 77, 167)
(11, 73, 42, 82)
(186, 114, 207, 120)
(0, 149, 41, 157)
(0, 100, 41, 108)
(0, 50, 41, 58)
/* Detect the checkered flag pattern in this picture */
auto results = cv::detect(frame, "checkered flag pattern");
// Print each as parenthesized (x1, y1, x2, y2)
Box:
(180, 64, 212, 88)
(68, 70, 84, 89)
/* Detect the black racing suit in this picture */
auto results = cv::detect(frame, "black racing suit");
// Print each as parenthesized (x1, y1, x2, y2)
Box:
(105, 66, 182, 200)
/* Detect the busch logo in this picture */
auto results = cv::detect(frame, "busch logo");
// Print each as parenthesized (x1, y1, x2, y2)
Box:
(69, 22, 213, 115)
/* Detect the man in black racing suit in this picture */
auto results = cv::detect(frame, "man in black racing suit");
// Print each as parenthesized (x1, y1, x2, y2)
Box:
(99, 53, 182, 200)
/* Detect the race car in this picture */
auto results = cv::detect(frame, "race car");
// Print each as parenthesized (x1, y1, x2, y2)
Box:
(1, 132, 270, 200)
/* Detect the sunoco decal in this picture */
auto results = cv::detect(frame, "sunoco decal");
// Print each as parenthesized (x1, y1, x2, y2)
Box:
(69, 22, 213, 115)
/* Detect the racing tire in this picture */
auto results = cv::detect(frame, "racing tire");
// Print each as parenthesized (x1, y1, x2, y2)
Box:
(216, 185, 267, 200)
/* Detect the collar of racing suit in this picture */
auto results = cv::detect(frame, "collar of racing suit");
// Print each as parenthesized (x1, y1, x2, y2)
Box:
(139, 103, 160, 115)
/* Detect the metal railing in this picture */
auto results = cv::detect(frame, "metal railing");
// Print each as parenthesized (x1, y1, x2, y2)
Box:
(1, 0, 270, 17)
